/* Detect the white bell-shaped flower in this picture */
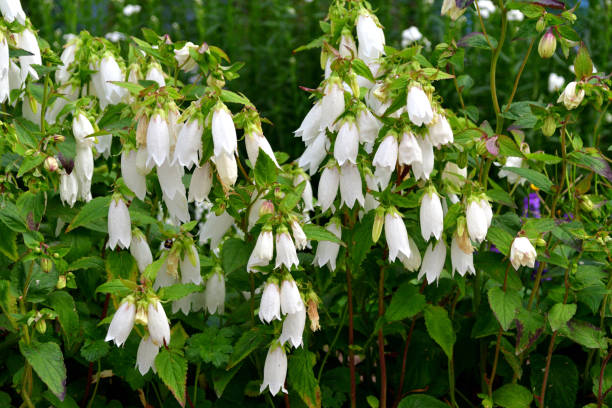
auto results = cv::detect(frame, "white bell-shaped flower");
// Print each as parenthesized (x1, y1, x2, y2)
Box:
(295, 101, 322, 145)
(275, 230, 299, 270)
(136, 336, 159, 375)
(173, 119, 203, 169)
(157, 159, 185, 200)
(105, 298, 135, 347)
(399, 236, 422, 271)
(180, 244, 202, 285)
(298, 131, 329, 175)
(214, 152, 238, 187)
(248, 229, 274, 272)
(412, 136, 434, 181)
(356, 107, 381, 149)
(0, 37, 9, 104)
(212, 105, 237, 157)
(260, 344, 288, 396)
(294, 174, 314, 212)
(510, 237, 537, 270)
(320, 79, 345, 131)
(498, 156, 526, 185)
(245, 129, 279, 168)
(130, 232, 153, 273)
(291, 221, 307, 251)
(174, 42, 198, 72)
(72, 113, 95, 146)
(451, 234, 475, 276)
(121, 150, 147, 201)
(406, 85, 433, 126)
(339, 162, 365, 209)
(401, 26, 423, 47)
(373, 134, 398, 189)
(145, 63, 165, 87)
(334, 119, 359, 165)
(280, 279, 304, 315)
(146, 114, 170, 167)
(0, 0, 26, 24)
(385, 210, 412, 262)
(398, 131, 422, 166)
(420, 189, 444, 241)
(188, 163, 213, 203)
(427, 114, 453, 148)
(318, 165, 340, 212)
(557, 81, 584, 110)
(94, 134, 112, 159)
(356, 12, 385, 62)
(441, 162, 467, 189)
(259, 281, 281, 323)
(153, 259, 177, 290)
(313, 222, 342, 271)
(163, 192, 190, 224)
(418, 240, 447, 284)
(280, 308, 306, 348)
(466, 199, 488, 244)
(60, 172, 78, 207)
(107, 197, 132, 250)
(199, 210, 234, 250)
(548, 73, 565, 93)
(55, 42, 77, 85)
(74, 143, 93, 202)
(147, 299, 171, 346)
(204, 272, 225, 314)
(339, 32, 357, 58)
(16, 29, 41, 83)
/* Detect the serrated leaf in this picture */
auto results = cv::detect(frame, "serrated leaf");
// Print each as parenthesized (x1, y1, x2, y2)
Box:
(227, 327, 267, 369)
(568, 152, 612, 182)
(187, 327, 233, 367)
(288, 348, 321, 408)
(488, 287, 521, 331)
(0, 201, 28, 232)
(49, 291, 80, 348)
(303, 224, 343, 244)
(221, 90, 251, 105)
(156, 349, 187, 407)
(254, 148, 278, 186)
(80, 339, 110, 362)
(424, 305, 455, 359)
(352, 59, 374, 82)
(493, 384, 533, 408)
(385, 282, 426, 322)
(548, 303, 577, 332)
(17, 155, 46, 177)
(95, 279, 132, 297)
(486, 226, 514, 255)
(0, 222, 18, 261)
(19, 341, 67, 401)
(421, 67, 454, 81)
(530, 355, 578, 408)
(526, 152, 562, 164)
(458, 32, 498, 50)
(158, 283, 201, 301)
(67, 256, 105, 272)
(561, 320, 607, 349)
(574, 45, 593, 80)
(500, 167, 553, 192)
(66, 196, 111, 232)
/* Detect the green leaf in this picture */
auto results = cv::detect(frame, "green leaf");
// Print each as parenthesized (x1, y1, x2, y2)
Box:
(548, 303, 577, 332)
(0, 222, 18, 261)
(227, 327, 268, 369)
(288, 348, 321, 408)
(487, 188, 517, 209)
(66, 196, 111, 232)
(488, 287, 521, 330)
(156, 349, 187, 407)
(352, 59, 375, 82)
(560, 320, 607, 349)
(574, 44, 593, 80)
(49, 291, 80, 348)
(500, 167, 553, 193)
(303, 224, 343, 244)
(254, 146, 278, 186)
(526, 152, 562, 164)
(17, 155, 46, 177)
(67, 256, 105, 272)
(221, 238, 251, 275)
(385, 282, 426, 322)
(424, 305, 455, 359)
(421, 67, 454, 81)
(19, 341, 67, 401)
(348, 212, 374, 271)
(486, 226, 514, 256)
(568, 152, 612, 183)
(186, 327, 233, 367)
(398, 394, 448, 408)
(530, 355, 578, 408)
(159, 283, 201, 301)
(95, 279, 132, 297)
(459, 32, 498, 50)
(143, 256, 167, 282)
(221, 89, 252, 105)
(493, 384, 533, 408)
(80, 339, 110, 362)
(212, 364, 242, 398)
(0, 201, 28, 232)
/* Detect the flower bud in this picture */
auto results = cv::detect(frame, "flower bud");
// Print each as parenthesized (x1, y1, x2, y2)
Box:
(53, 134, 65, 143)
(44, 156, 59, 172)
(535, 238, 547, 247)
(538, 30, 557, 59)
(56, 275, 67, 289)
(372, 207, 385, 243)
(307, 297, 320, 332)
(41, 258, 53, 273)
(536, 17, 546, 33)
(35, 319, 47, 334)
(579, 196, 594, 212)
(542, 115, 556, 137)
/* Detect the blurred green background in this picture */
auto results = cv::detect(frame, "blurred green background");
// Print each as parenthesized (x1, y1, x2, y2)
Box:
(24, 0, 611, 157)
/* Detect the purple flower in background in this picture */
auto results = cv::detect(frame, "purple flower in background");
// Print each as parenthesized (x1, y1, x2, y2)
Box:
(523, 193, 541, 218)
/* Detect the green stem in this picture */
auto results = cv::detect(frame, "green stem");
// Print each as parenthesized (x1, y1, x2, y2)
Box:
(193, 362, 201, 405)
(86, 360, 102, 408)
(317, 304, 348, 382)
(504, 38, 535, 112)
(490, 4, 508, 134)
(448, 357, 457, 407)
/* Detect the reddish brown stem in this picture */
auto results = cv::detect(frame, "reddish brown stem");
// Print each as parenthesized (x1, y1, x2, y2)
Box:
(346, 265, 356, 408)
(597, 350, 612, 407)
(393, 318, 417, 408)
(378, 265, 387, 408)
(81, 294, 111, 407)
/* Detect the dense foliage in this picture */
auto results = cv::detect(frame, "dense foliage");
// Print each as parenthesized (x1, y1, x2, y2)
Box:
(0, 0, 611, 408)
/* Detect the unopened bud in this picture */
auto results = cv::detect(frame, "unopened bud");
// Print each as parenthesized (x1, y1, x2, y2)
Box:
(56, 275, 67, 289)
(538, 30, 557, 59)
(206, 74, 225, 89)
(372, 207, 385, 243)
(579, 196, 594, 212)
(259, 200, 275, 217)
(41, 258, 53, 273)
(476, 140, 487, 156)
(136, 114, 148, 147)
(307, 298, 320, 332)
(35, 319, 47, 334)
(53, 134, 65, 143)
(457, 151, 468, 169)
(536, 17, 546, 33)
(44, 156, 59, 172)
(561, 11, 576, 22)
(535, 238, 547, 247)
(542, 115, 556, 137)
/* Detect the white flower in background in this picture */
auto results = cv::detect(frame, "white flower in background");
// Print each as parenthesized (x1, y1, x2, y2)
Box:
(498, 156, 526, 184)
(280, 307, 306, 348)
(339, 31, 357, 58)
(441, 0, 466, 20)
(507, 9, 524, 21)
(93, 133, 112, 159)
(146, 114, 170, 167)
(510, 237, 537, 270)
(248, 229, 274, 272)
(214, 152, 238, 187)
(123, 4, 142, 16)
(280, 279, 304, 315)
(204, 272, 225, 314)
(174, 119, 203, 169)
(339, 162, 364, 209)
(451, 234, 475, 276)
(199, 210, 234, 250)
(107, 197, 131, 250)
(295, 101, 322, 145)
(56, 42, 77, 84)
(476, 0, 496, 18)
(153, 259, 177, 290)
(180, 245, 201, 285)
(146, 63, 166, 87)
(466, 198, 491, 243)
(15, 29, 41, 84)
(313, 221, 342, 271)
(22, 96, 41, 127)
(259, 281, 281, 323)
(212, 105, 237, 157)
(90, 54, 126, 108)
(130, 232, 153, 273)
(245, 128, 279, 167)
(428, 114, 454, 148)
(557, 81, 585, 110)
(400, 236, 422, 272)
(147, 300, 170, 346)
(356, 12, 385, 63)
(398, 132, 422, 166)
(121, 150, 147, 201)
(45, 84, 79, 125)
(105, 31, 125, 43)
(260, 344, 288, 396)
(385, 210, 412, 262)
(406, 85, 434, 126)
(318, 165, 339, 212)
(188, 163, 213, 203)
(334, 119, 359, 165)
(105, 298, 135, 347)
(248, 195, 269, 230)
(157, 160, 185, 200)
(372, 134, 398, 189)
(412, 136, 434, 181)
(441, 162, 467, 189)
(291, 221, 307, 251)
(8, 60, 20, 99)
(0, 36, 10, 103)
(418, 240, 447, 284)
(72, 113, 95, 146)
(163, 192, 190, 224)
(298, 131, 329, 175)
(548, 73, 565, 93)
(356, 107, 381, 149)
(174, 41, 198, 72)
(0, 0, 26, 24)
(136, 336, 158, 375)
(60, 172, 78, 207)
(74, 144, 93, 201)
(275, 230, 299, 270)
(420, 189, 444, 241)
(294, 174, 314, 212)
(401, 26, 422, 48)
(320, 79, 345, 131)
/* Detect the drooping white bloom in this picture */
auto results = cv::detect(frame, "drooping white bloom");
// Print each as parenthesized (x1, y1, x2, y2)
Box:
(418, 240, 447, 284)
(173, 119, 203, 169)
(188, 163, 213, 203)
(130, 233, 153, 273)
(406, 85, 434, 126)
(498, 156, 526, 185)
(248, 194, 269, 231)
(401, 26, 423, 48)
(280, 308, 306, 348)
(145, 64, 165, 87)
(384, 210, 411, 262)
(356, 107, 381, 149)
(280, 279, 304, 316)
(451, 235, 475, 276)
(174, 41, 198, 72)
(146, 114, 170, 167)
(291, 221, 307, 251)
(313, 222, 341, 271)
(259, 282, 281, 323)
(157, 160, 185, 200)
(180, 245, 201, 285)
(147, 300, 171, 346)
(107, 197, 132, 250)
(214, 152, 238, 187)
(557, 81, 585, 110)
(412, 136, 434, 181)
(334, 120, 359, 165)
(153, 259, 177, 290)
(420, 190, 444, 241)
(72, 112, 95, 146)
(105, 299, 135, 347)
(0, 0, 26, 24)
(398, 132, 422, 165)
(339, 32, 357, 58)
(294, 174, 314, 212)
(399, 236, 422, 271)
(507, 9, 524, 21)
(121, 150, 147, 201)
(339, 162, 364, 209)
(90, 55, 126, 108)
(510, 237, 537, 270)
(60, 172, 78, 207)
(135, 336, 158, 375)
(55, 42, 77, 84)
(45, 84, 79, 125)
(245, 129, 279, 167)
(260, 344, 288, 396)
(318, 165, 340, 212)
(441, 162, 467, 189)
(320, 79, 345, 131)
(74, 143, 94, 201)
(548, 73, 565, 93)
(199, 211, 234, 250)
(295, 101, 322, 145)
(298, 131, 329, 175)
(275, 231, 299, 270)
(0, 36, 9, 104)
(204, 272, 225, 314)
(428, 114, 453, 148)
(364, 173, 380, 213)
(212, 106, 237, 157)
(248, 229, 274, 272)
(372, 134, 398, 189)
(94, 133, 112, 159)
(465, 199, 489, 243)
(356, 12, 385, 63)
(16, 29, 41, 84)
(163, 192, 190, 224)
